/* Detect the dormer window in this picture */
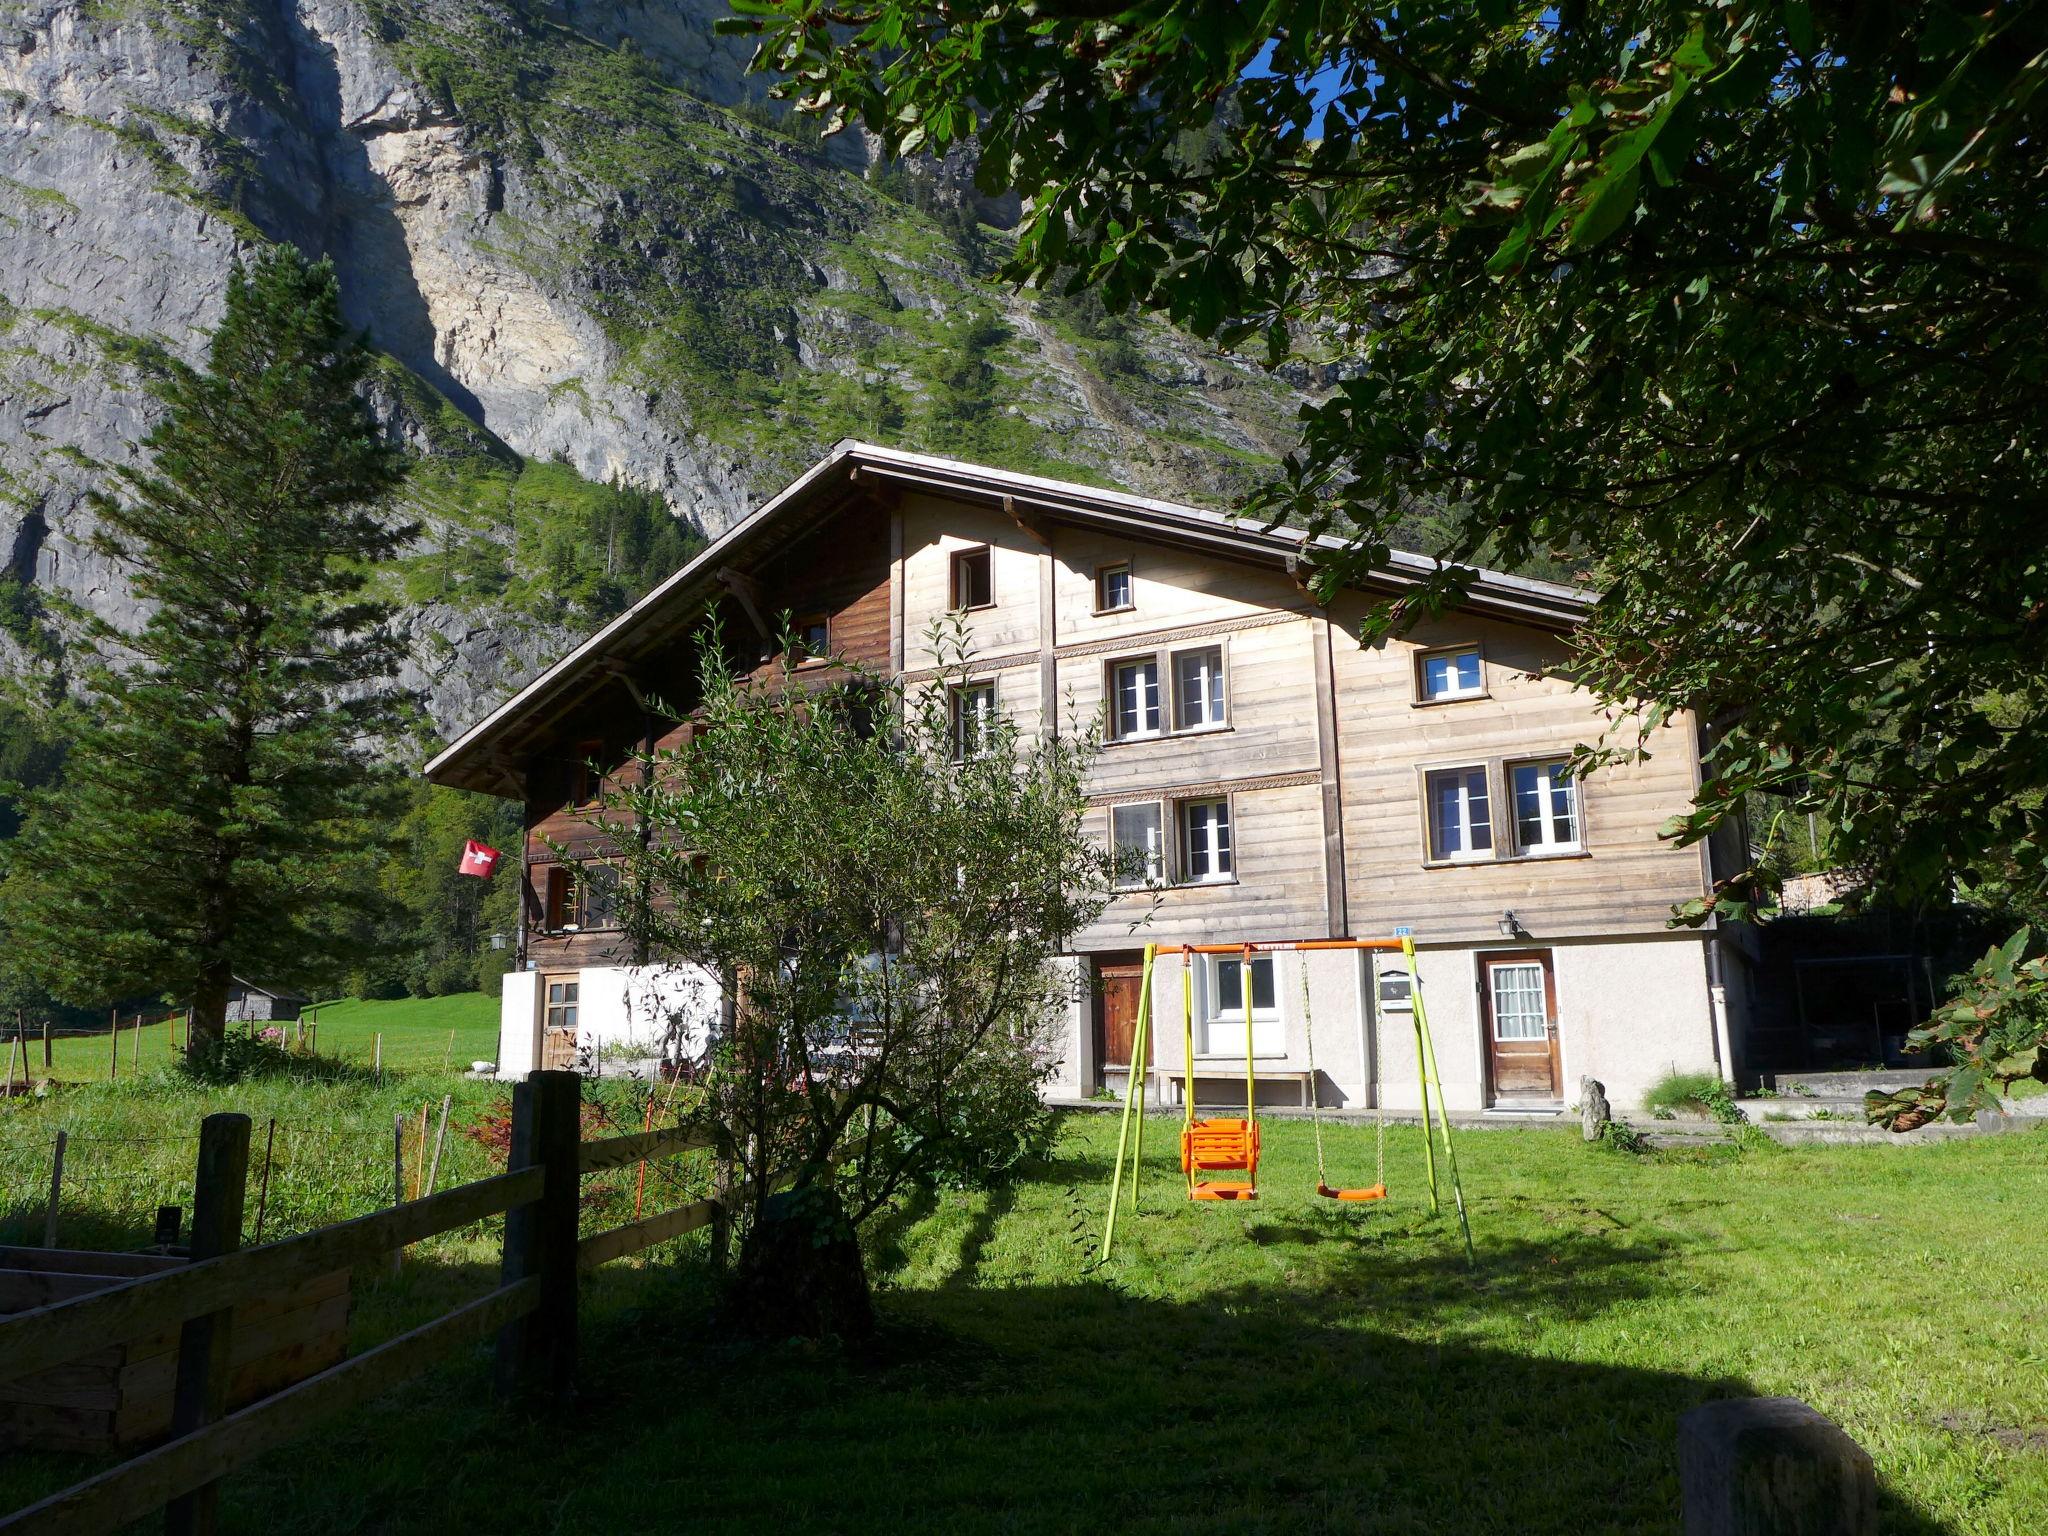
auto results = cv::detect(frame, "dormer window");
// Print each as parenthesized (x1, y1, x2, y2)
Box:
(1417, 645, 1484, 703)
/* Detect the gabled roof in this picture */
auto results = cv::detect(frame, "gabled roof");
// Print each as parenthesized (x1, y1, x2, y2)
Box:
(231, 977, 310, 1002)
(424, 441, 1594, 796)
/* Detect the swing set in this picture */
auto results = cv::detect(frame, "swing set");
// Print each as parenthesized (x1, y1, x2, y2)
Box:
(1097, 935, 1474, 1266)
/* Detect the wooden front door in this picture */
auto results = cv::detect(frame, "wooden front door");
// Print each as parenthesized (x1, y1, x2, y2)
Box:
(1096, 956, 1152, 1077)
(540, 974, 580, 1070)
(1481, 951, 1561, 1101)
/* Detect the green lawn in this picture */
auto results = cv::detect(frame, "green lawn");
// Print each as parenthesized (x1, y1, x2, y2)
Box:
(9, 992, 500, 1083)
(3, 1090, 2043, 1533)
(303, 992, 501, 1072)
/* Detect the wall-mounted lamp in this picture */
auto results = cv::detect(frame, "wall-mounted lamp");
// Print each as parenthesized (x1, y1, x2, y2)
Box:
(1497, 910, 1522, 938)
(489, 932, 508, 952)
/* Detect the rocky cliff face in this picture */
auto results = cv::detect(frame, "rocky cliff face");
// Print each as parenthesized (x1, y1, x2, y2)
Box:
(0, 0, 1306, 736)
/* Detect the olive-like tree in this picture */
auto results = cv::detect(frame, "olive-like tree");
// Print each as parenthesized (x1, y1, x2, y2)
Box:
(594, 624, 1117, 1333)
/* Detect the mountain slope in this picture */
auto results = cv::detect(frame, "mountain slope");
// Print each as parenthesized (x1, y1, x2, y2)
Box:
(0, 0, 1310, 731)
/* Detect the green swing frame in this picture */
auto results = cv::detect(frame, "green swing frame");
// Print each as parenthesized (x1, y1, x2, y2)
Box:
(1097, 935, 1474, 1267)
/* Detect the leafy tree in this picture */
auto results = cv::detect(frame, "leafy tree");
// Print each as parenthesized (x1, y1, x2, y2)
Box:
(593, 622, 1114, 1334)
(730, 0, 2048, 1121)
(353, 782, 523, 999)
(0, 247, 415, 1054)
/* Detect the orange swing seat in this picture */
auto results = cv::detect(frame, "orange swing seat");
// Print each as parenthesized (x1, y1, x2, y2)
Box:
(1183, 1117, 1260, 1201)
(1316, 1182, 1388, 1202)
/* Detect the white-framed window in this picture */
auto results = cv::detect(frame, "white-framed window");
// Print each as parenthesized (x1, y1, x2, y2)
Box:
(1511, 758, 1580, 853)
(1426, 766, 1492, 862)
(1488, 960, 1550, 1041)
(1418, 645, 1484, 702)
(1376, 964, 1413, 1014)
(1181, 797, 1234, 883)
(1109, 801, 1165, 889)
(1201, 952, 1282, 1056)
(1110, 657, 1162, 739)
(951, 681, 998, 760)
(951, 545, 993, 610)
(1095, 561, 1133, 613)
(1173, 645, 1226, 731)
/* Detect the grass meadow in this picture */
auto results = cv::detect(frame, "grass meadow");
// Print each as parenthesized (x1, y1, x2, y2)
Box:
(1, 1054, 2043, 1534)
(7, 991, 501, 1084)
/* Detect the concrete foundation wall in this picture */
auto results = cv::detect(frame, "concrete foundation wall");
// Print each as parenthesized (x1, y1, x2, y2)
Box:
(498, 970, 539, 1079)
(1063, 935, 1718, 1116)
(496, 962, 720, 1079)
(1558, 937, 1719, 1112)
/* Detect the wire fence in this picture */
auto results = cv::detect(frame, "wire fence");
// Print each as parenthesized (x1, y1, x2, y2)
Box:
(0, 1085, 712, 1256)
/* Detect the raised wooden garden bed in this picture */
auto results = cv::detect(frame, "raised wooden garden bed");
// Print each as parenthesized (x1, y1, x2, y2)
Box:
(0, 1245, 350, 1452)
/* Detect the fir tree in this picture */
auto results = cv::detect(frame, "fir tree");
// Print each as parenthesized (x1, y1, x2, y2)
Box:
(0, 246, 415, 1054)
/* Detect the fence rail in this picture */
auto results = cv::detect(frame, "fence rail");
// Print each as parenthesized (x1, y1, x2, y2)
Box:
(0, 1071, 728, 1535)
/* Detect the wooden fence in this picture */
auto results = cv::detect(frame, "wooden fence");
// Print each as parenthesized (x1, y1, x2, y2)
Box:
(0, 1071, 729, 1535)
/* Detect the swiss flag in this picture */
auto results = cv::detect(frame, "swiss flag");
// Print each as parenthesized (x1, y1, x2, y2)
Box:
(457, 840, 502, 879)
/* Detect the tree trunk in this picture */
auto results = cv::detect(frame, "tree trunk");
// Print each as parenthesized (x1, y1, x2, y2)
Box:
(187, 960, 233, 1057)
(727, 1181, 873, 1341)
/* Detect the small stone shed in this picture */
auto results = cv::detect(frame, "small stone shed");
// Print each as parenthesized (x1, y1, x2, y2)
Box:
(224, 979, 309, 1024)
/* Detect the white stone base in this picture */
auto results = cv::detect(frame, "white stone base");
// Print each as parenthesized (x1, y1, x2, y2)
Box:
(497, 962, 721, 1080)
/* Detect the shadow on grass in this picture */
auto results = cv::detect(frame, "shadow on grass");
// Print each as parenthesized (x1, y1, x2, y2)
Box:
(117, 1223, 1951, 1536)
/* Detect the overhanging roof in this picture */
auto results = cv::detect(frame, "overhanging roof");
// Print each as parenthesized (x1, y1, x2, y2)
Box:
(424, 441, 1594, 796)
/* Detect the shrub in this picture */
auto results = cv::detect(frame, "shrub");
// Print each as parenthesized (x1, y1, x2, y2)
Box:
(177, 1032, 368, 1086)
(1643, 1070, 1743, 1124)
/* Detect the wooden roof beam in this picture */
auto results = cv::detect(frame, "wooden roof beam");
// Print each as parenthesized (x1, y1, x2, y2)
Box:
(715, 567, 774, 643)
(1002, 493, 1051, 548)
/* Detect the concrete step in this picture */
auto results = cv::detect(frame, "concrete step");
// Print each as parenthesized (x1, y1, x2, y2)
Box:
(1765, 1068, 1930, 1096)
(1737, 1096, 1867, 1122)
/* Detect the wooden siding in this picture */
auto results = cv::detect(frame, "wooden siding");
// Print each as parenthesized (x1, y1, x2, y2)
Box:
(1054, 615, 1323, 800)
(900, 493, 1045, 664)
(1052, 525, 1295, 646)
(1329, 603, 1706, 943)
(520, 500, 894, 974)
(743, 498, 894, 677)
(1077, 781, 1329, 951)
(492, 480, 1706, 978)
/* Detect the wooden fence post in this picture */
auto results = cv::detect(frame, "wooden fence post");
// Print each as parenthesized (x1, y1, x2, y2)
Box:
(108, 1006, 119, 1083)
(1679, 1397, 1877, 1536)
(43, 1129, 66, 1246)
(495, 1070, 582, 1406)
(164, 1111, 251, 1536)
(709, 1151, 735, 1271)
(390, 1112, 406, 1276)
(42, 1010, 52, 1074)
(425, 1096, 452, 1200)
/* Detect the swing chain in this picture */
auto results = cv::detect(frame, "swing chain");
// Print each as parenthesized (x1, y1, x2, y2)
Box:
(1373, 972, 1387, 1190)
(1300, 952, 1328, 1188)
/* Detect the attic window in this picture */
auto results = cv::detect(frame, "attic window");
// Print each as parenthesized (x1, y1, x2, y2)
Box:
(566, 739, 604, 807)
(1417, 645, 1484, 703)
(1095, 562, 1133, 613)
(951, 546, 993, 610)
(795, 615, 830, 661)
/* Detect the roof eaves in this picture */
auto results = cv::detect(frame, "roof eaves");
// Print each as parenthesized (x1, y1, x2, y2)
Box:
(426, 441, 1594, 787)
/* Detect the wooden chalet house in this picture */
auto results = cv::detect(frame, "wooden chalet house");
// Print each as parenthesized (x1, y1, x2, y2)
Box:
(426, 443, 1755, 1114)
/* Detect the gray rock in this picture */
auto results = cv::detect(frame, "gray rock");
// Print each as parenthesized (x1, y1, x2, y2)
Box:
(0, 0, 1310, 743)
(1579, 1074, 1611, 1141)
(1678, 1397, 1876, 1535)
